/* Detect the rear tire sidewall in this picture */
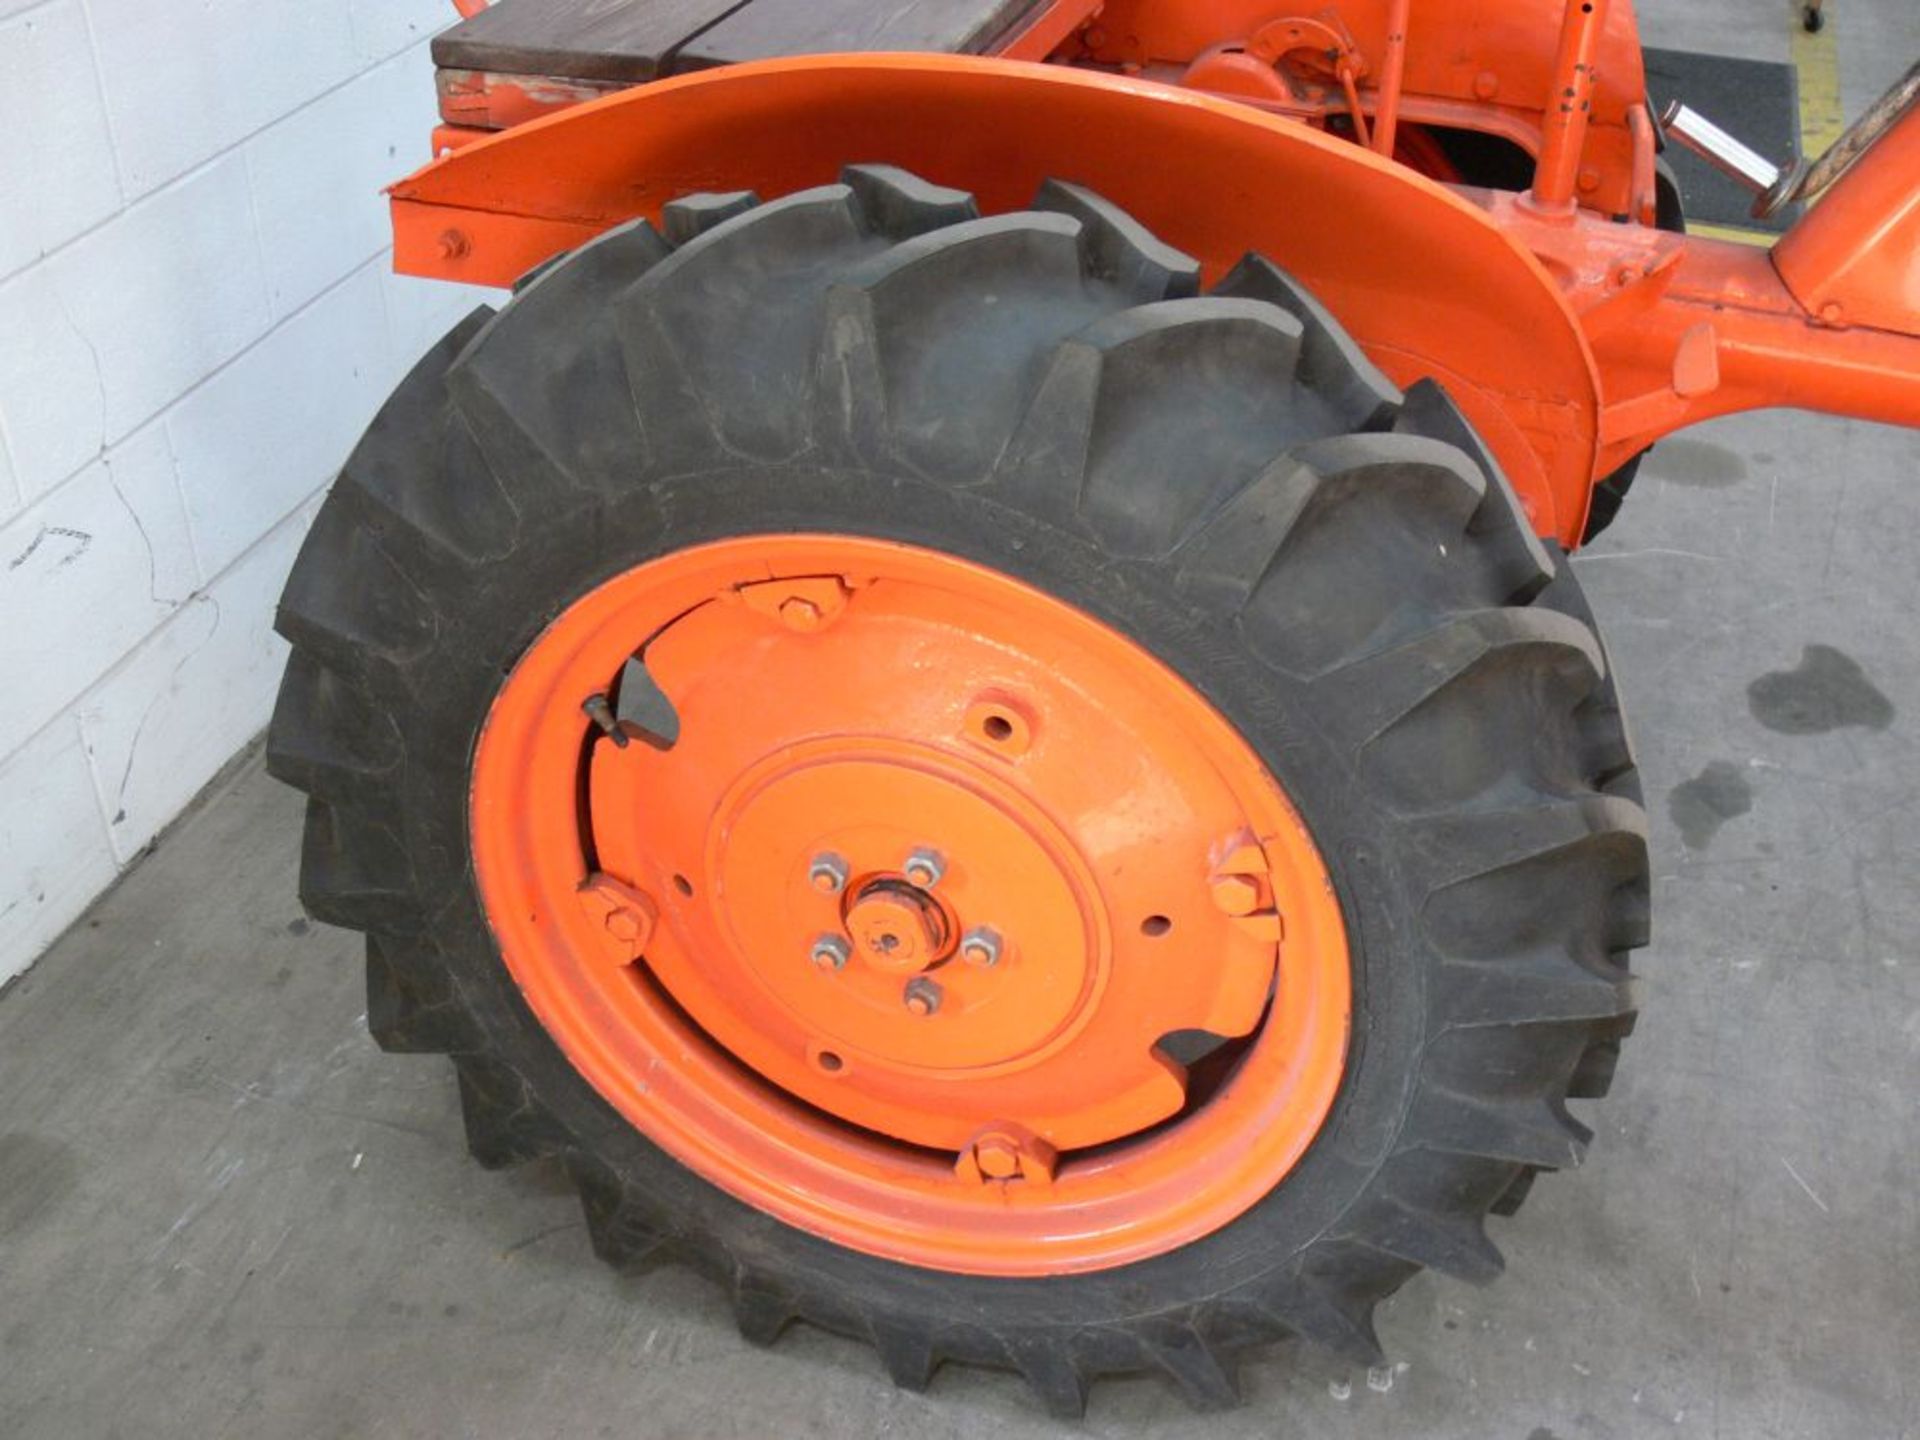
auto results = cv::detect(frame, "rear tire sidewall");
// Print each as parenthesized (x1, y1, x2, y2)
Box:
(397, 456, 1426, 1329)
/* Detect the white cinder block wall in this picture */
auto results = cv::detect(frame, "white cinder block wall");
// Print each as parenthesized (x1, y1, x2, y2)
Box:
(0, 0, 496, 981)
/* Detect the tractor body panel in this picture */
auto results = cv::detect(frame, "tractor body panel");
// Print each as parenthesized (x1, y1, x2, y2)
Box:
(392, 53, 1604, 540)
(390, 4, 1920, 545)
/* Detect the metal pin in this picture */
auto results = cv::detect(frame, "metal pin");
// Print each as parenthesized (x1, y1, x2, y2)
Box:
(1658, 100, 1805, 218)
(582, 693, 629, 748)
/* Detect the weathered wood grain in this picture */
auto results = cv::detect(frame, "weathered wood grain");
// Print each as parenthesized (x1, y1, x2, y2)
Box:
(431, 0, 743, 84)
(673, 0, 1041, 70)
(433, 0, 1044, 85)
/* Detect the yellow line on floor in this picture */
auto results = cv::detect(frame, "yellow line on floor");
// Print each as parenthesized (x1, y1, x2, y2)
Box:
(1789, 8, 1847, 160)
(1689, 221, 1776, 247)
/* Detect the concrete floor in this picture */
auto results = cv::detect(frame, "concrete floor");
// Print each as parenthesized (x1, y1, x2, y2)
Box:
(7, 12, 1920, 1437)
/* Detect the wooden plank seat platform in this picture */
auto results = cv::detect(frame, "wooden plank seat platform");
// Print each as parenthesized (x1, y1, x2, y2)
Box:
(433, 0, 1047, 86)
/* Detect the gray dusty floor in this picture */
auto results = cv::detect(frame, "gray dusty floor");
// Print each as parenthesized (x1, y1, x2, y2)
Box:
(6, 9, 1920, 1431)
(5, 415, 1916, 1440)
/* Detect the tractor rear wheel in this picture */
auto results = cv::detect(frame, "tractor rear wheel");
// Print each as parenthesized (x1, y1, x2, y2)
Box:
(269, 168, 1647, 1415)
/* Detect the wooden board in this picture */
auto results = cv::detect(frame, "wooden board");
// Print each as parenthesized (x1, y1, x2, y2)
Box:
(433, 0, 1045, 85)
(674, 0, 1041, 71)
(431, 0, 743, 85)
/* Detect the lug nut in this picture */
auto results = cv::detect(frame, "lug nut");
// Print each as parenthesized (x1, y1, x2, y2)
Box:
(576, 872, 658, 962)
(959, 926, 1003, 968)
(903, 848, 946, 888)
(603, 908, 645, 944)
(974, 1133, 1023, 1179)
(957, 1124, 1058, 1185)
(810, 934, 851, 972)
(808, 852, 849, 895)
(1209, 873, 1262, 917)
(778, 596, 823, 631)
(903, 976, 943, 1016)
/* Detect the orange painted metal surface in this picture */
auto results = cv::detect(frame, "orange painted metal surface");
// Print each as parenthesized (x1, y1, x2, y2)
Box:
(430, 121, 493, 156)
(1474, 188, 1920, 475)
(437, 66, 623, 133)
(1527, 0, 1612, 214)
(391, 53, 1604, 540)
(471, 536, 1351, 1275)
(1173, 64, 1599, 186)
(1084, 0, 1650, 218)
(1774, 103, 1920, 337)
(1370, 0, 1411, 158)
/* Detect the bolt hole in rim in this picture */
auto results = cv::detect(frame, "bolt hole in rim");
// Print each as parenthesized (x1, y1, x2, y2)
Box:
(963, 695, 1034, 756)
(471, 536, 1350, 1275)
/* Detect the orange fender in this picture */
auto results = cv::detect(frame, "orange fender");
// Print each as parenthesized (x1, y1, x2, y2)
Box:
(392, 54, 1602, 543)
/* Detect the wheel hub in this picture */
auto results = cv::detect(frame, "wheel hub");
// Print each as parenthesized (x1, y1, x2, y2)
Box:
(842, 878, 950, 974)
(602, 741, 1121, 1134)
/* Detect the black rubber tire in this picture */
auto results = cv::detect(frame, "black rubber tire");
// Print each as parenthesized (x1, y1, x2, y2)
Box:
(268, 167, 1648, 1416)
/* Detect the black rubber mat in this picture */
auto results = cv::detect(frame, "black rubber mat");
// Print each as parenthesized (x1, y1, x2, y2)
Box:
(1643, 47, 1802, 233)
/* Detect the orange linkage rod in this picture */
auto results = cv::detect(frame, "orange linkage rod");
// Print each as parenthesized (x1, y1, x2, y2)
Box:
(1530, 0, 1613, 214)
(1370, 0, 1410, 158)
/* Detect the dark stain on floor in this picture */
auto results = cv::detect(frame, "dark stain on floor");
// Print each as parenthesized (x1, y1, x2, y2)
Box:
(1650, 436, 1747, 488)
(1669, 761, 1754, 850)
(1748, 644, 1896, 735)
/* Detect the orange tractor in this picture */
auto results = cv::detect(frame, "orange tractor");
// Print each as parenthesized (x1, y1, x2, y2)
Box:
(269, 0, 1920, 1414)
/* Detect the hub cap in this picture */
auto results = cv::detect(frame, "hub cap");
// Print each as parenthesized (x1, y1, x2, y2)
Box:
(471, 536, 1350, 1275)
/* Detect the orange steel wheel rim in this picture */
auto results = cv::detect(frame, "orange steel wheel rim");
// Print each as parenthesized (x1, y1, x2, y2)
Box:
(471, 536, 1351, 1276)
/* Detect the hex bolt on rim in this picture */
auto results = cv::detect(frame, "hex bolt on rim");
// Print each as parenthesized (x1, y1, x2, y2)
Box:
(974, 1133, 1023, 1179)
(957, 1124, 1060, 1185)
(574, 873, 658, 962)
(778, 597, 823, 630)
(903, 848, 947, 888)
(808, 852, 850, 894)
(959, 926, 1003, 968)
(810, 934, 851, 972)
(902, 976, 944, 1016)
(1209, 872, 1262, 917)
